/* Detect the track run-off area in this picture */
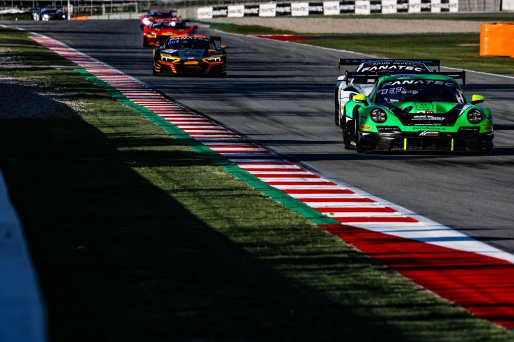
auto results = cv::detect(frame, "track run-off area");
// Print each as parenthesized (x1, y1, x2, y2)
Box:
(3, 20, 514, 329)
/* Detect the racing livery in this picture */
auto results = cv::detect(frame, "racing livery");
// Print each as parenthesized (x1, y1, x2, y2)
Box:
(153, 35, 226, 76)
(335, 59, 440, 127)
(140, 9, 177, 28)
(338, 73, 493, 153)
(143, 19, 196, 47)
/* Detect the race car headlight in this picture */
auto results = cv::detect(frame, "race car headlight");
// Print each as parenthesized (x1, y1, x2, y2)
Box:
(43, 14, 49, 18)
(160, 54, 177, 62)
(205, 56, 222, 62)
(370, 108, 387, 123)
(467, 109, 484, 124)
(146, 32, 157, 37)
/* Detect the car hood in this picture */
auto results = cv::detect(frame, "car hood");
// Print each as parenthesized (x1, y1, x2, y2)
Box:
(164, 49, 209, 60)
(384, 102, 469, 126)
(388, 101, 460, 114)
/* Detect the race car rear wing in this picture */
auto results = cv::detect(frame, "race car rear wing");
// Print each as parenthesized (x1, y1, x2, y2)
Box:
(338, 58, 441, 71)
(210, 36, 222, 42)
(344, 70, 466, 85)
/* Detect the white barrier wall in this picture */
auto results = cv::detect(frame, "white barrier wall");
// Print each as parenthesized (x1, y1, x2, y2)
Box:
(228, 5, 245, 17)
(503, 0, 514, 10)
(259, 3, 277, 16)
(291, 2, 309, 16)
(197, 0, 459, 19)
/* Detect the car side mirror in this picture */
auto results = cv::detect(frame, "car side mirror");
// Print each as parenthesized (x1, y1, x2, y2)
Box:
(352, 94, 367, 103)
(471, 94, 484, 105)
(220, 44, 227, 49)
(337, 75, 347, 82)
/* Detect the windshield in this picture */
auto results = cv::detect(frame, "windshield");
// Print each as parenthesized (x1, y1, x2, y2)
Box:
(165, 38, 212, 50)
(148, 11, 175, 18)
(151, 21, 188, 29)
(375, 80, 465, 104)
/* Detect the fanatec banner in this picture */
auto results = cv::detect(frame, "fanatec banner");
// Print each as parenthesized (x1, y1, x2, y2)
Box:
(197, 0, 458, 19)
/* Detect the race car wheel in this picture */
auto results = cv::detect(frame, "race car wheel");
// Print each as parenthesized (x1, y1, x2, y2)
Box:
(334, 95, 340, 126)
(342, 108, 359, 150)
(343, 119, 356, 150)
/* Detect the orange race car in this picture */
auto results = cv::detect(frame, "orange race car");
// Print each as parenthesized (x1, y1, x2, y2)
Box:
(142, 19, 197, 47)
(153, 35, 227, 77)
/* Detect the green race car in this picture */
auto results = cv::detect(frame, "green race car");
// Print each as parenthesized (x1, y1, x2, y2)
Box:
(340, 73, 493, 153)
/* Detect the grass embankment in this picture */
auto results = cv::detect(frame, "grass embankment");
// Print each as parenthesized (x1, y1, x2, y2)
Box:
(209, 22, 296, 35)
(1, 27, 513, 341)
(209, 23, 514, 74)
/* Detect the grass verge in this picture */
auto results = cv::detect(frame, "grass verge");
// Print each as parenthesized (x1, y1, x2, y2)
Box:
(1, 27, 513, 341)
(209, 22, 514, 74)
(302, 34, 514, 74)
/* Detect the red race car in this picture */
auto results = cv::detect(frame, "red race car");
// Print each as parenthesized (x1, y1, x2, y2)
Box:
(140, 9, 177, 28)
(143, 19, 196, 47)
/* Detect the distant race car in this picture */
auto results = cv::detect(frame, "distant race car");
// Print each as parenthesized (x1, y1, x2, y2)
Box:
(33, 8, 67, 21)
(153, 35, 227, 77)
(337, 71, 493, 153)
(143, 19, 196, 47)
(140, 9, 177, 28)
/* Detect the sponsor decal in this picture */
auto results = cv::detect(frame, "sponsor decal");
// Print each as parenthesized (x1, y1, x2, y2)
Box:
(291, 2, 309, 16)
(360, 124, 372, 131)
(381, 79, 456, 87)
(412, 115, 444, 121)
(244, 5, 260, 16)
(309, 2, 324, 14)
(323, 1, 340, 15)
(228, 5, 245, 17)
(377, 126, 399, 132)
(259, 3, 277, 16)
(419, 131, 439, 136)
(197, 7, 213, 19)
(276, 3, 292, 15)
(361, 64, 426, 72)
(355, 0, 370, 14)
(340, 0, 355, 13)
(212, 6, 228, 17)
(370, 0, 382, 13)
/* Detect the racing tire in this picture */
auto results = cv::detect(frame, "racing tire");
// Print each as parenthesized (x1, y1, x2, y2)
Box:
(334, 99, 340, 126)
(342, 108, 359, 150)
(342, 120, 354, 150)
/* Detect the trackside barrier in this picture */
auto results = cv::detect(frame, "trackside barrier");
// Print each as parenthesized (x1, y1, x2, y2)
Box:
(70, 16, 87, 20)
(197, 0, 459, 19)
(480, 23, 514, 57)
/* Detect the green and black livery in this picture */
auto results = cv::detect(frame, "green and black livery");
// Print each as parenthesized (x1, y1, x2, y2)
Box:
(340, 73, 493, 153)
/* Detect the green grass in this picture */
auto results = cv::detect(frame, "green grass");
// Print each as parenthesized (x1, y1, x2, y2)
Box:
(302, 34, 514, 74)
(1, 28, 514, 341)
(208, 22, 514, 74)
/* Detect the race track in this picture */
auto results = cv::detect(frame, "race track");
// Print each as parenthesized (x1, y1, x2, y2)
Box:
(4, 19, 514, 255)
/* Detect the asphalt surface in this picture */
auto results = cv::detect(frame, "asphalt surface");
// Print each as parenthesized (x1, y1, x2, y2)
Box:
(3, 20, 514, 254)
